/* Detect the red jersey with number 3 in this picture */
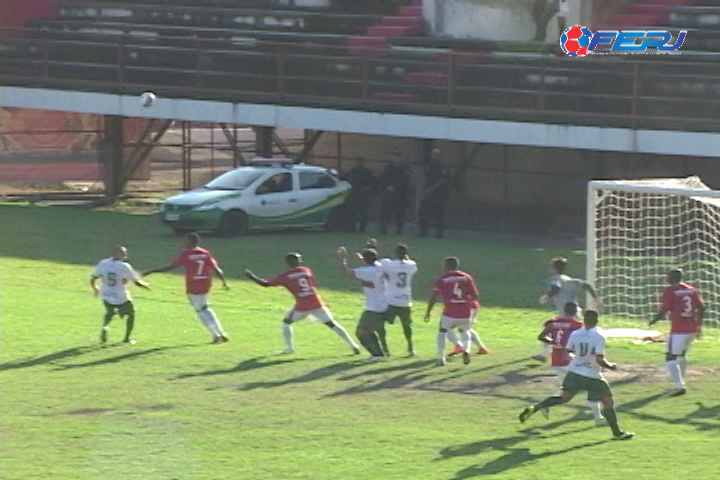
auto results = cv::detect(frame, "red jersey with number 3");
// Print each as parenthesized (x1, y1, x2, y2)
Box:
(173, 247, 218, 294)
(268, 266, 323, 311)
(543, 316, 583, 367)
(434, 270, 479, 319)
(661, 283, 703, 333)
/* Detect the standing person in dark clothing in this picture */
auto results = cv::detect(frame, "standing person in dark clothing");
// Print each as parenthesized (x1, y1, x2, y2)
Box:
(342, 157, 375, 233)
(418, 148, 451, 238)
(379, 151, 412, 235)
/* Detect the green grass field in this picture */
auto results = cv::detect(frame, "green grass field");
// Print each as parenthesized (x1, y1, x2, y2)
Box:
(1, 204, 718, 480)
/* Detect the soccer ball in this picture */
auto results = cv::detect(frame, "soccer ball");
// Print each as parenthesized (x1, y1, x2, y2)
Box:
(139, 92, 157, 108)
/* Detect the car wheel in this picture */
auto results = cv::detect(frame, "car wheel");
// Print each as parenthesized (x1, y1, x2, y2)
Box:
(219, 210, 249, 237)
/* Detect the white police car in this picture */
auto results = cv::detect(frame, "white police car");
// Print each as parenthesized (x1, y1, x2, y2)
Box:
(159, 158, 351, 236)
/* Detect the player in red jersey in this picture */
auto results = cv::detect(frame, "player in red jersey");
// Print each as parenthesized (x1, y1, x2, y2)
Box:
(448, 298, 490, 357)
(538, 302, 605, 425)
(245, 253, 360, 355)
(424, 257, 482, 366)
(144, 233, 229, 343)
(650, 269, 704, 396)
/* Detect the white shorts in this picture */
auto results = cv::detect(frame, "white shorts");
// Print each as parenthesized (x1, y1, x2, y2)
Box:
(440, 315, 471, 331)
(553, 366, 569, 388)
(286, 306, 334, 324)
(666, 333, 696, 356)
(188, 294, 209, 312)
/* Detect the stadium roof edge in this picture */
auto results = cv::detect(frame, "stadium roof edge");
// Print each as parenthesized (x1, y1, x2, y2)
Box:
(1, 87, 719, 158)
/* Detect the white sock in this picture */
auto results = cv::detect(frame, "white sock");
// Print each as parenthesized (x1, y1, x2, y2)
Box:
(436, 332, 447, 359)
(196, 311, 215, 334)
(588, 401, 603, 420)
(678, 356, 688, 378)
(282, 323, 294, 350)
(332, 324, 358, 349)
(201, 308, 224, 336)
(667, 360, 684, 389)
(446, 329, 459, 347)
(469, 329, 485, 349)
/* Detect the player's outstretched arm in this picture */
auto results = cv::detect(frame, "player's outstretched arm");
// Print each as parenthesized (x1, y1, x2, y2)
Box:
(90, 275, 100, 297)
(143, 264, 177, 277)
(134, 280, 151, 290)
(649, 308, 667, 326)
(595, 354, 617, 371)
(244, 269, 270, 287)
(424, 292, 439, 322)
(213, 263, 229, 290)
(335, 247, 356, 277)
(696, 303, 705, 339)
(537, 328, 555, 345)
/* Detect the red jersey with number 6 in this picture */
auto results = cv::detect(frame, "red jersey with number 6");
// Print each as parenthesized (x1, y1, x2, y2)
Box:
(173, 247, 218, 294)
(434, 270, 479, 319)
(661, 283, 703, 334)
(268, 266, 323, 311)
(543, 316, 583, 367)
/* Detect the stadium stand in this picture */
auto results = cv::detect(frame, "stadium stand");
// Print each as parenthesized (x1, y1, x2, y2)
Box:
(0, 0, 718, 129)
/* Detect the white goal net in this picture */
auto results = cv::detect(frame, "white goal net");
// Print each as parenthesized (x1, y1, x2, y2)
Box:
(587, 176, 719, 328)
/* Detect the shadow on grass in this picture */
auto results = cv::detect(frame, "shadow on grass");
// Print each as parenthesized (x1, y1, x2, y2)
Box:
(54, 344, 199, 369)
(447, 439, 609, 479)
(326, 357, 544, 398)
(623, 395, 720, 432)
(173, 355, 305, 380)
(437, 425, 594, 461)
(236, 359, 367, 391)
(0, 345, 101, 371)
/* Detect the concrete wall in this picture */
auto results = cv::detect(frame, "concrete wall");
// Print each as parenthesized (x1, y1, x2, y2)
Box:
(310, 132, 720, 235)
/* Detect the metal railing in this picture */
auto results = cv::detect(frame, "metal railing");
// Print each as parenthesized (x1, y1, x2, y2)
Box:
(1, 27, 719, 130)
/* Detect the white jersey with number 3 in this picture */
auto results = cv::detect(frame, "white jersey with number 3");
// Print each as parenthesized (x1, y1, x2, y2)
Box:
(567, 327, 606, 379)
(380, 258, 417, 307)
(93, 258, 140, 305)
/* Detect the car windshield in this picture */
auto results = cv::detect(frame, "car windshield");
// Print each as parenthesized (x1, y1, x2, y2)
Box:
(204, 169, 265, 191)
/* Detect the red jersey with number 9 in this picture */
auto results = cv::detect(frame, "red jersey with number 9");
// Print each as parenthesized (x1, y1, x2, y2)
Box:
(661, 283, 703, 333)
(434, 270, 479, 319)
(173, 247, 218, 294)
(543, 316, 583, 367)
(268, 266, 323, 311)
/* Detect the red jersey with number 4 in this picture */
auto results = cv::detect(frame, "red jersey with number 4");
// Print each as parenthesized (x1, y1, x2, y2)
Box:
(434, 270, 479, 319)
(268, 266, 323, 311)
(173, 247, 218, 294)
(661, 283, 703, 333)
(543, 316, 583, 367)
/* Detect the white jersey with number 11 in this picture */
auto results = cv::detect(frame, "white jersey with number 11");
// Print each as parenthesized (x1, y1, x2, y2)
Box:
(380, 258, 417, 307)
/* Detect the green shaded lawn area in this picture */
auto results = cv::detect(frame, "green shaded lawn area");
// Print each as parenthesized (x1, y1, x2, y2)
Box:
(1, 204, 718, 480)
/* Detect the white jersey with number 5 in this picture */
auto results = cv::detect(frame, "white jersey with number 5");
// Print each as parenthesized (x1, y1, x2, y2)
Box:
(380, 258, 418, 307)
(566, 327, 606, 379)
(93, 258, 140, 305)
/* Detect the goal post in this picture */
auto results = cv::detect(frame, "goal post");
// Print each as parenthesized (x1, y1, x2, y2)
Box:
(587, 176, 720, 328)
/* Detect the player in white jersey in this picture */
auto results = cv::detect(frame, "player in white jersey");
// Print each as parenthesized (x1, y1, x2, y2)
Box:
(379, 243, 418, 356)
(536, 256, 601, 361)
(90, 246, 150, 344)
(337, 246, 387, 360)
(519, 311, 634, 441)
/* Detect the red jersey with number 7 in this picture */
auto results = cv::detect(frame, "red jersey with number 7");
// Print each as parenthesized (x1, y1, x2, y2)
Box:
(268, 266, 324, 311)
(543, 316, 583, 367)
(661, 283, 703, 334)
(434, 270, 479, 319)
(173, 247, 218, 294)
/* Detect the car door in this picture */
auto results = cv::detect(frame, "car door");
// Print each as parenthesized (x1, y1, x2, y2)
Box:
(292, 170, 343, 225)
(244, 172, 299, 226)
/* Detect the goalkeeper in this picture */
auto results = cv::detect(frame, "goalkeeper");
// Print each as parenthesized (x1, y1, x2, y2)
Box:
(536, 256, 601, 362)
